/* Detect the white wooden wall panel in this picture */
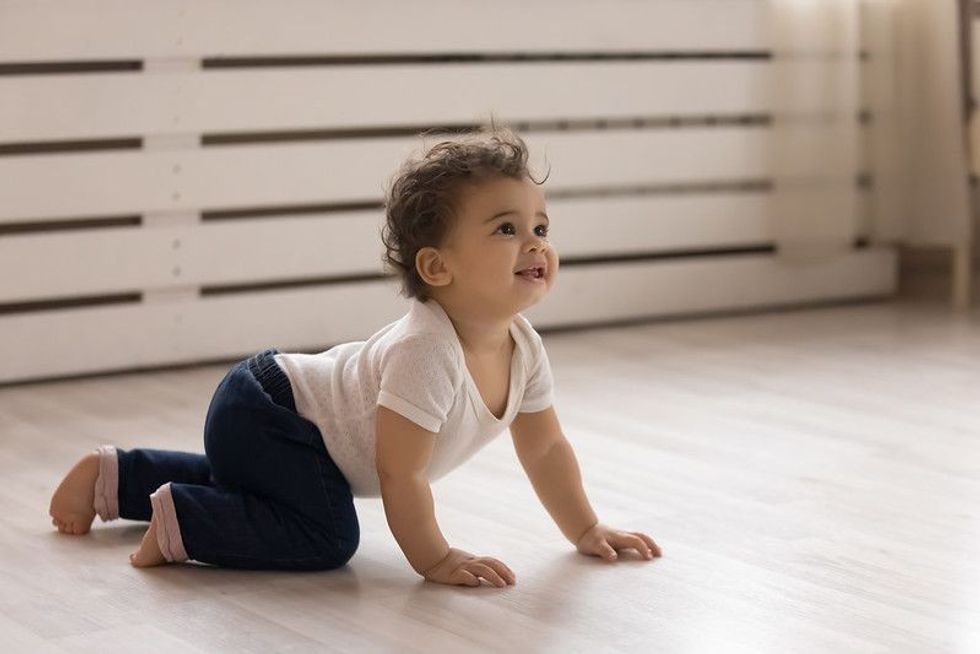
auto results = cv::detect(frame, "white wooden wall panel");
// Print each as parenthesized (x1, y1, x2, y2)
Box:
(0, 130, 771, 222)
(0, 1, 767, 61)
(0, 62, 771, 142)
(0, 213, 380, 302)
(0, 249, 896, 385)
(0, 0, 896, 384)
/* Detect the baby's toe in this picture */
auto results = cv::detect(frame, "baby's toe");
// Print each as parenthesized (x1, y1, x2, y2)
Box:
(130, 549, 155, 567)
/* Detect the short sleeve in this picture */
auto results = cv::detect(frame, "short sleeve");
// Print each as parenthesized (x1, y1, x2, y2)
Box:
(519, 338, 555, 413)
(377, 335, 462, 433)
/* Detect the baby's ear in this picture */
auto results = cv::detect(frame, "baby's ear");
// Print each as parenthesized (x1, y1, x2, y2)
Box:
(415, 247, 451, 287)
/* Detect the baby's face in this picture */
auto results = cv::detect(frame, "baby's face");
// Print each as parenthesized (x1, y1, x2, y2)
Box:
(438, 175, 558, 314)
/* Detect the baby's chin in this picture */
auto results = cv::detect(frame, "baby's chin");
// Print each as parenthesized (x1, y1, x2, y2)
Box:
(510, 284, 551, 311)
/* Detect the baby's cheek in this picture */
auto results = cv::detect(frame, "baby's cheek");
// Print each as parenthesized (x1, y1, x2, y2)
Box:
(547, 250, 560, 276)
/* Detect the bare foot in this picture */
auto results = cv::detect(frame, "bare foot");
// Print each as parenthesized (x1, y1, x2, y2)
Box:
(49, 452, 99, 535)
(129, 513, 167, 567)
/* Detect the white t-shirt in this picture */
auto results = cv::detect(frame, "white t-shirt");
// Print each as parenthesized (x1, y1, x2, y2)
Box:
(272, 297, 554, 498)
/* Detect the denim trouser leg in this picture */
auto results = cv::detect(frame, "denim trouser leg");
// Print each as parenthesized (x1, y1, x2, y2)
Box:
(114, 449, 212, 521)
(102, 348, 359, 571)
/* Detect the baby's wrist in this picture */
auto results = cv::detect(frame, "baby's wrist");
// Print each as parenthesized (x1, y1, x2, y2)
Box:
(572, 520, 600, 545)
(420, 546, 453, 576)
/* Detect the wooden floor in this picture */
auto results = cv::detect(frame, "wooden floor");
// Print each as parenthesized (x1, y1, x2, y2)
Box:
(1, 298, 978, 653)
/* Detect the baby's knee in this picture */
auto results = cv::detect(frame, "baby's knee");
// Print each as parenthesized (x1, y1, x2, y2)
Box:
(333, 534, 359, 568)
(291, 542, 356, 571)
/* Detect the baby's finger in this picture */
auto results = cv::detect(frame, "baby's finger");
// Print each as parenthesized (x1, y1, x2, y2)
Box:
(631, 532, 662, 556)
(601, 541, 618, 561)
(468, 562, 508, 587)
(453, 569, 480, 587)
(482, 558, 516, 583)
(619, 533, 653, 558)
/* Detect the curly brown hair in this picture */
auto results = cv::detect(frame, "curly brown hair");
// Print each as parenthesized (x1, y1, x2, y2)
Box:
(380, 122, 550, 303)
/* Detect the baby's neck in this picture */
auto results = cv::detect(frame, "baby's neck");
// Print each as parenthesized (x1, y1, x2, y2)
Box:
(432, 297, 514, 356)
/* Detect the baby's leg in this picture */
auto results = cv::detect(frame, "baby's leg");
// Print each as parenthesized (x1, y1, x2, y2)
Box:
(49, 446, 211, 535)
(128, 482, 358, 571)
(113, 447, 211, 521)
(129, 349, 359, 569)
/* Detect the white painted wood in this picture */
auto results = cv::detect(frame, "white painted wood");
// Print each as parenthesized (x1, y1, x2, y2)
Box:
(0, 0, 768, 62)
(0, 194, 781, 303)
(0, 62, 772, 142)
(135, 120, 204, 306)
(0, 248, 897, 384)
(549, 193, 775, 254)
(136, 121, 203, 296)
(0, 128, 774, 222)
(0, 211, 382, 302)
(0, 0, 896, 388)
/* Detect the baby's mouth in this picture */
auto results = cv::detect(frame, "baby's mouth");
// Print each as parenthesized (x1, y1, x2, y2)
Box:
(515, 267, 545, 281)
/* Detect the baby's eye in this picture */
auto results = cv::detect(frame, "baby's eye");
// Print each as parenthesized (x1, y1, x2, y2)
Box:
(495, 222, 550, 237)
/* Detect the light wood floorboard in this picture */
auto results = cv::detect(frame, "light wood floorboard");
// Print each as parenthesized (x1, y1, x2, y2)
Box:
(0, 299, 978, 653)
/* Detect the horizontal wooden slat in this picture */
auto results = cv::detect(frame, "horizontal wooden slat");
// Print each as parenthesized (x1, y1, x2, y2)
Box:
(0, 0, 768, 62)
(0, 128, 776, 222)
(0, 248, 897, 384)
(0, 193, 782, 303)
(0, 212, 384, 303)
(0, 61, 773, 142)
(537, 248, 896, 326)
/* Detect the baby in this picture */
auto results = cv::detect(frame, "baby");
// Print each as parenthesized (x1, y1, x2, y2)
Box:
(48, 124, 661, 587)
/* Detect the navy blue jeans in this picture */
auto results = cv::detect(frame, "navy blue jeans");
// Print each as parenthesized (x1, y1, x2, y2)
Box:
(114, 348, 359, 570)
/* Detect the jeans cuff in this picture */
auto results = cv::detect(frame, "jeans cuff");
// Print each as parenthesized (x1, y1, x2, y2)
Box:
(93, 445, 119, 521)
(149, 483, 189, 563)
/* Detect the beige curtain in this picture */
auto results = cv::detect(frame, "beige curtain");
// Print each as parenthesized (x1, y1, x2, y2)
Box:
(768, 0, 971, 258)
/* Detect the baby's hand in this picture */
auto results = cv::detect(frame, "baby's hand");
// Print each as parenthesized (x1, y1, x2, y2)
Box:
(575, 522, 662, 561)
(422, 546, 516, 588)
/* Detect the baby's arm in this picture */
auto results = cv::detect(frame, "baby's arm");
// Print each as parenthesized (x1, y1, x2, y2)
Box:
(510, 406, 599, 543)
(510, 406, 660, 560)
(376, 406, 515, 587)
